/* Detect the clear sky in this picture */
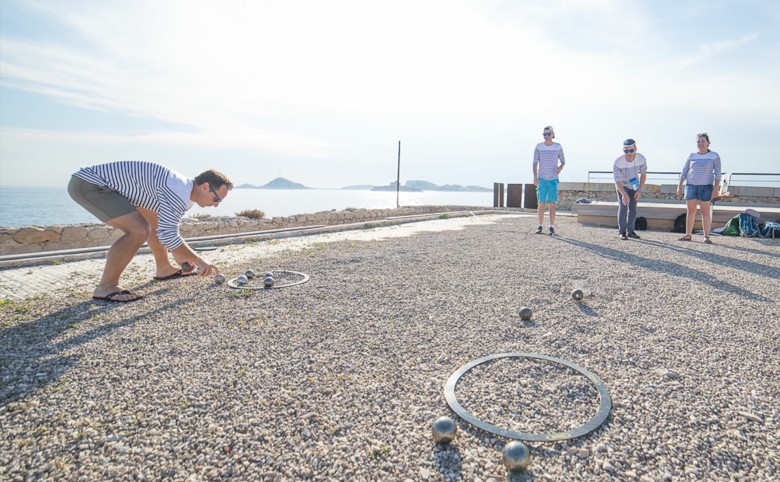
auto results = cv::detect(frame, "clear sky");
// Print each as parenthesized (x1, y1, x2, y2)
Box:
(1, 0, 779, 188)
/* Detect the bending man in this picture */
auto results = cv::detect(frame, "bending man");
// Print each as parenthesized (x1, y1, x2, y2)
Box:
(613, 138, 648, 240)
(68, 161, 233, 302)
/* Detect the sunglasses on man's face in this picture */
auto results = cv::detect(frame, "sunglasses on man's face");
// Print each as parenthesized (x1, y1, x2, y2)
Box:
(624, 148, 636, 153)
(543, 132, 553, 137)
(209, 185, 222, 203)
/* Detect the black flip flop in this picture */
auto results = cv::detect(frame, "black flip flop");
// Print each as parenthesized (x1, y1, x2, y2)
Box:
(153, 269, 196, 281)
(93, 290, 143, 303)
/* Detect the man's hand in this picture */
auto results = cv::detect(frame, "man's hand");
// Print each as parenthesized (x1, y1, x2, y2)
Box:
(194, 258, 219, 276)
(634, 190, 642, 201)
(620, 193, 629, 206)
(533, 178, 539, 187)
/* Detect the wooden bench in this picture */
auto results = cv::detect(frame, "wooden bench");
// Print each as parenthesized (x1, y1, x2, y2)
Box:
(573, 201, 780, 231)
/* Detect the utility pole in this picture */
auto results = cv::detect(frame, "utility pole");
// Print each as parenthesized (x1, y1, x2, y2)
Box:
(396, 140, 401, 209)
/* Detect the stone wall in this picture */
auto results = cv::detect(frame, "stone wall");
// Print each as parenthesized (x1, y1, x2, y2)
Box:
(555, 182, 780, 211)
(0, 206, 494, 256)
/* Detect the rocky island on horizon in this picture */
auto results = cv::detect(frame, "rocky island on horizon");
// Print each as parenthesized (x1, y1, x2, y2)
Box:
(237, 177, 491, 192)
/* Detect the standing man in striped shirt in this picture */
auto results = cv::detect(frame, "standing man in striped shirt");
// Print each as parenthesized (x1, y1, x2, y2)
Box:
(676, 133, 722, 244)
(613, 139, 648, 240)
(533, 125, 566, 235)
(68, 161, 233, 302)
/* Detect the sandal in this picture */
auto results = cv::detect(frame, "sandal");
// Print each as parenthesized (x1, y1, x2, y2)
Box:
(678, 235, 692, 241)
(704, 237, 713, 244)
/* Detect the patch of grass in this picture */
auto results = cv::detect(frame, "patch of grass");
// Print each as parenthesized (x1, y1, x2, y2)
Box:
(51, 258, 64, 265)
(364, 223, 377, 229)
(368, 446, 390, 460)
(439, 213, 450, 219)
(236, 209, 266, 219)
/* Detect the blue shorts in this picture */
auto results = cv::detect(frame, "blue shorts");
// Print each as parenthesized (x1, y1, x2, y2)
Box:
(537, 178, 559, 203)
(685, 184, 713, 202)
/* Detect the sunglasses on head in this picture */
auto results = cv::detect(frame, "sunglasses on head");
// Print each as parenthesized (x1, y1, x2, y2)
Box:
(209, 185, 222, 203)
(624, 148, 636, 153)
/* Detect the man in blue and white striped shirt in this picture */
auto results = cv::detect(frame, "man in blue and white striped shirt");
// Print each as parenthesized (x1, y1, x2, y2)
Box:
(533, 125, 565, 235)
(68, 161, 233, 302)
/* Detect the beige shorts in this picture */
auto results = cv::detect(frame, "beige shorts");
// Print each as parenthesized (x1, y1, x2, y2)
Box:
(68, 175, 137, 222)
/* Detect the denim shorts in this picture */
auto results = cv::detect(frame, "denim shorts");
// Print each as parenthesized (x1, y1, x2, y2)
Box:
(537, 178, 559, 203)
(685, 184, 713, 202)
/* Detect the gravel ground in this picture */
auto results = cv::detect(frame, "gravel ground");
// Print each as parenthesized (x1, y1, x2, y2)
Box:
(1, 214, 778, 481)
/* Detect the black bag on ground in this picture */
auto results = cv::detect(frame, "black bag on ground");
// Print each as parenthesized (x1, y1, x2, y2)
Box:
(634, 216, 648, 231)
(673, 213, 686, 233)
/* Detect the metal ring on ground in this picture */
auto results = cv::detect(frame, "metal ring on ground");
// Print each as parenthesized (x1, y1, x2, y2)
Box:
(227, 270, 310, 290)
(444, 352, 611, 442)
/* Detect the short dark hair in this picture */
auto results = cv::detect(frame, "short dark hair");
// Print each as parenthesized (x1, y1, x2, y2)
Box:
(194, 170, 233, 191)
(697, 132, 710, 144)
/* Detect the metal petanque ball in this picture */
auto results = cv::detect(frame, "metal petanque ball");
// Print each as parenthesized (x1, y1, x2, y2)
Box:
(181, 262, 195, 273)
(264, 272, 273, 279)
(236, 275, 248, 286)
(502, 441, 531, 471)
(519, 306, 533, 321)
(431, 416, 457, 445)
(263, 276, 275, 288)
(214, 274, 226, 285)
(245, 269, 256, 279)
(572, 289, 584, 301)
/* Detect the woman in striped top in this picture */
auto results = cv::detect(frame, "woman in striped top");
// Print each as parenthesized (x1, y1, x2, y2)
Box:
(676, 133, 722, 243)
(68, 161, 233, 302)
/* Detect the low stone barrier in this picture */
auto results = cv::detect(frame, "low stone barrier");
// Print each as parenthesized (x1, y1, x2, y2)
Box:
(556, 182, 780, 211)
(0, 206, 494, 256)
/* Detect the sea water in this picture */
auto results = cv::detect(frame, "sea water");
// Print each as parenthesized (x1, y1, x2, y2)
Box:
(0, 186, 491, 227)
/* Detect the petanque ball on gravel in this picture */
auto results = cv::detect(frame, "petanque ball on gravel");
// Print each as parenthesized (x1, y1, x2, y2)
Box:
(214, 274, 226, 285)
(432, 416, 457, 444)
(245, 269, 255, 279)
(264, 272, 273, 279)
(519, 306, 533, 321)
(236, 275, 248, 286)
(263, 276, 275, 288)
(572, 289, 584, 301)
(502, 441, 531, 471)
(181, 262, 195, 273)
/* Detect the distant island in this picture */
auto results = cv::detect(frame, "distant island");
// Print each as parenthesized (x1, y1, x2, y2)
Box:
(236, 177, 312, 190)
(236, 177, 491, 192)
(368, 180, 491, 192)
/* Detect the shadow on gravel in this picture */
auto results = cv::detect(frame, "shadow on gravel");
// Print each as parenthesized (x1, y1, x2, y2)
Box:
(433, 444, 463, 480)
(0, 290, 188, 408)
(576, 303, 599, 317)
(552, 236, 770, 302)
(640, 239, 780, 280)
(709, 238, 780, 259)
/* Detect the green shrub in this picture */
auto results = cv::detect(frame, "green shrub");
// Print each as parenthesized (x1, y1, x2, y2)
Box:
(236, 209, 265, 219)
(438, 213, 450, 219)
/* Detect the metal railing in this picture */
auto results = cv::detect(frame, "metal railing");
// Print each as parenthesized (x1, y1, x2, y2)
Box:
(586, 171, 683, 184)
(587, 171, 780, 187)
(726, 172, 780, 186)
